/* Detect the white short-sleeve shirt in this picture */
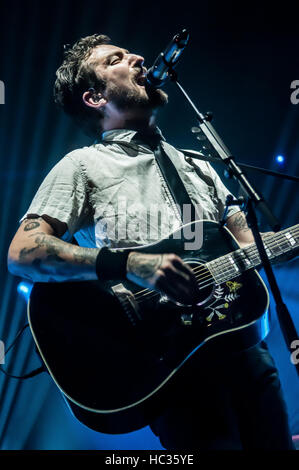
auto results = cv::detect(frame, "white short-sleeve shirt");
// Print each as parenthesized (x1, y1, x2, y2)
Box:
(22, 129, 240, 249)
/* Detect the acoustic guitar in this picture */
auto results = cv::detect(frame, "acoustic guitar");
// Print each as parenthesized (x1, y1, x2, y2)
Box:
(28, 220, 298, 434)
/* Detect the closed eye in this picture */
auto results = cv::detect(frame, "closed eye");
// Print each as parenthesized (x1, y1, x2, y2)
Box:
(105, 49, 129, 67)
(109, 52, 126, 65)
(104, 49, 129, 67)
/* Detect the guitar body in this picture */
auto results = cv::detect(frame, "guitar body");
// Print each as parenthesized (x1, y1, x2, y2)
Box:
(28, 220, 270, 434)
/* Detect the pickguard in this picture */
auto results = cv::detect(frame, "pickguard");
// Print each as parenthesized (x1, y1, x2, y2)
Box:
(204, 281, 242, 323)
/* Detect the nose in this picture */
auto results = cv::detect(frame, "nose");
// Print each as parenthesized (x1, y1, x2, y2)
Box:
(128, 53, 145, 68)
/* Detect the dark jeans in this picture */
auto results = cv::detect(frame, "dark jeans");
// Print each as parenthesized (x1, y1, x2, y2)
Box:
(150, 342, 294, 450)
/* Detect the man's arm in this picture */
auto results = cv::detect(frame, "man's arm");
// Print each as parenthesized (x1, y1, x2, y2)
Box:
(226, 211, 299, 265)
(227, 210, 277, 248)
(226, 211, 256, 247)
(7, 217, 100, 282)
(8, 216, 198, 304)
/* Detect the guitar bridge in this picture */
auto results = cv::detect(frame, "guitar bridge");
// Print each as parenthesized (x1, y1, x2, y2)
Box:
(111, 283, 141, 326)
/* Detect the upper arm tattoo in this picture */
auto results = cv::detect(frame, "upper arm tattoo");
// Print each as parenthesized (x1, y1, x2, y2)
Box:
(231, 213, 250, 232)
(24, 221, 41, 231)
(23, 217, 44, 232)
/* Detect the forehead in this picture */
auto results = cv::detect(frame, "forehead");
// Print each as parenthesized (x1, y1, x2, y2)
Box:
(88, 44, 129, 65)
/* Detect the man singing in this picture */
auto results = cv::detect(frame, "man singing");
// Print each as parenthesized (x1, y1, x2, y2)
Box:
(7, 34, 294, 449)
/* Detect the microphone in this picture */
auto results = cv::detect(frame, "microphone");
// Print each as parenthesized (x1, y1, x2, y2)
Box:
(146, 29, 190, 88)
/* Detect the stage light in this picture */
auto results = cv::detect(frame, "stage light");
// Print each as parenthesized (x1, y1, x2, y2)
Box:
(17, 281, 33, 301)
(276, 155, 285, 164)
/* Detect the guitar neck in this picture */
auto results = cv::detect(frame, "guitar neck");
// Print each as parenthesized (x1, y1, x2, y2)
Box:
(207, 224, 299, 284)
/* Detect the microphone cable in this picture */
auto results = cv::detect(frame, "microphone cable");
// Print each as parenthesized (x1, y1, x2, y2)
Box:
(0, 323, 45, 379)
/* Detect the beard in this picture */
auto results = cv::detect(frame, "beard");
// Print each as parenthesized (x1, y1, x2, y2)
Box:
(105, 79, 168, 112)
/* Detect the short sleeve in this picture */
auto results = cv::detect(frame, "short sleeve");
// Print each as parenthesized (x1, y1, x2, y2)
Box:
(20, 154, 88, 241)
(205, 163, 241, 220)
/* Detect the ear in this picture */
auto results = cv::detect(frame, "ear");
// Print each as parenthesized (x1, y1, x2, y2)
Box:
(82, 89, 107, 109)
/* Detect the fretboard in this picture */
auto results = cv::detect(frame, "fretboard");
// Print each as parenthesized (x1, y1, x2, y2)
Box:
(207, 224, 299, 285)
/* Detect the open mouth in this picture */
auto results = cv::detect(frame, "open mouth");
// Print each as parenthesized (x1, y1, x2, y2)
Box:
(136, 74, 146, 86)
(134, 68, 147, 86)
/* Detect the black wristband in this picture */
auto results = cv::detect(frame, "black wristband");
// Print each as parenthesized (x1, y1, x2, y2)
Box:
(95, 247, 130, 280)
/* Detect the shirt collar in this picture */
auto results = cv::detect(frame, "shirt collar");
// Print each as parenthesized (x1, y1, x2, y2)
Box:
(101, 127, 165, 147)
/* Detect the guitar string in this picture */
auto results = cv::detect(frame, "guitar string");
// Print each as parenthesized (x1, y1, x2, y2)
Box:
(133, 229, 299, 302)
(134, 226, 299, 295)
(134, 228, 299, 299)
(192, 246, 291, 287)
(132, 247, 284, 305)
(188, 227, 299, 289)
(190, 228, 299, 280)
(132, 228, 299, 302)
(133, 229, 299, 299)
(133, 226, 299, 298)
(133, 236, 299, 303)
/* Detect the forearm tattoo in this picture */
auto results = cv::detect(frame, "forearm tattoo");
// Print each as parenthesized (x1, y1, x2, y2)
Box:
(18, 231, 98, 282)
(127, 253, 163, 279)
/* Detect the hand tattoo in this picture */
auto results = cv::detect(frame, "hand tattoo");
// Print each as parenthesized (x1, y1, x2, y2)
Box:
(127, 253, 163, 279)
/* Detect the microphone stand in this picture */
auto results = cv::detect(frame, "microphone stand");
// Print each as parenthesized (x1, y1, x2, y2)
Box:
(168, 67, 299, 377)
(180, 149, 299, 183)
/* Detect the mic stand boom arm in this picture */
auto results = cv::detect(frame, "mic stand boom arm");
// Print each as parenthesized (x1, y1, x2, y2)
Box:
(180, 149, 299, 183)
(168, 68, 299, 377)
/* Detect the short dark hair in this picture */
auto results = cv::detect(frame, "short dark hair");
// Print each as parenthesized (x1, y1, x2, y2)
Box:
(54, 34, 111, 138)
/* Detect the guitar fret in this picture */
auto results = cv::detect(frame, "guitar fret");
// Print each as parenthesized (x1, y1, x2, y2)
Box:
(279, 239, 293, 252)
(285, 232, 296, 246)
(208, 259, 230, 284)
(207, 260, 220, 283)
(266, 238, 282, 256)
(205, 224, 299, 285)
(228, 255, 239, 272)
(208, 255, 241, 284)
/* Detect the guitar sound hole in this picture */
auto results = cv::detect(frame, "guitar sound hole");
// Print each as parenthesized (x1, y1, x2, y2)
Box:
(158, 261, 214, 308)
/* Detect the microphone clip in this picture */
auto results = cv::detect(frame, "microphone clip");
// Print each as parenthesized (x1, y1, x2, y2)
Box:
(146, 29, 190, 88)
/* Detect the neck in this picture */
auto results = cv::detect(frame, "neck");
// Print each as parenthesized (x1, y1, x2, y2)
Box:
(102, 107, 157, 135)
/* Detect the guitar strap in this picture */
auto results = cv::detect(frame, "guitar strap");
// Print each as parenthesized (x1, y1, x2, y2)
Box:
(105, 133, 199, 223)
(154, 143, 199, 223)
